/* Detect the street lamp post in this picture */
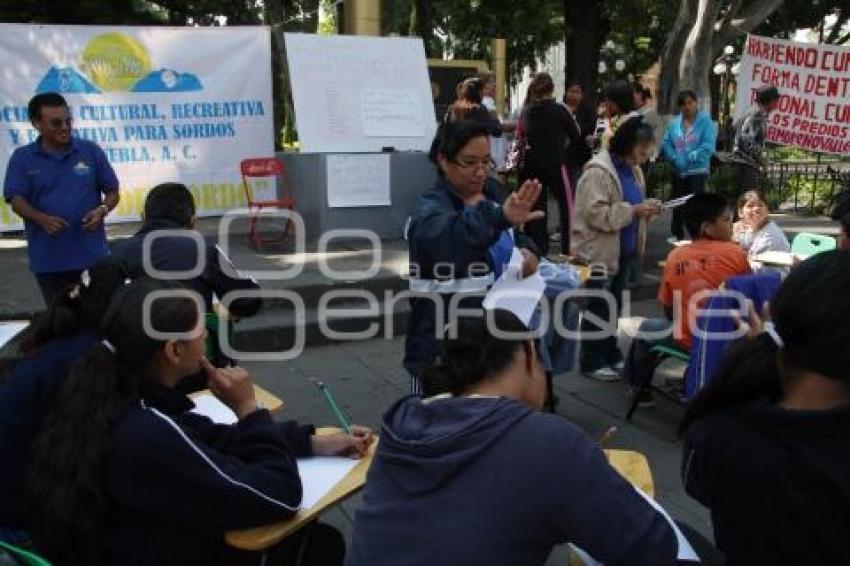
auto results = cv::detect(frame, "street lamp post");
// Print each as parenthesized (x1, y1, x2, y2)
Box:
(714, 45, 736, 150)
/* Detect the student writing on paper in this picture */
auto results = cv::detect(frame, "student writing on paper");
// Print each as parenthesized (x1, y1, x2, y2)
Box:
(25, 279, 371, 566)
(0, 258, 131, 545)
(112, 182, 262, 371)
(404, 120, 543, 394)
(732, 189, 790, 271)
(623, 194, 751, 407)
(681, 251, 850, 565)
(348, 310, 686, 566)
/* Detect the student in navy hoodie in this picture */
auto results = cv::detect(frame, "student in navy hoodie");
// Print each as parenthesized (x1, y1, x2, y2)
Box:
(0, 256, 130, 543)
(25, 278, 372, 566)
(349, 309, 686, 566)
(682, 250, 850, 565)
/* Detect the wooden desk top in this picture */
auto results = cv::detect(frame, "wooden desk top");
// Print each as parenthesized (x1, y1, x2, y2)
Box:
(604, 449, 655, 498)
(225, 427, 377, 551)
(190, 385, 284, 416)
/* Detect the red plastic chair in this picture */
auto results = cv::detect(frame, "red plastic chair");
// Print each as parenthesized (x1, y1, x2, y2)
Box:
(240, 157, 296, 247)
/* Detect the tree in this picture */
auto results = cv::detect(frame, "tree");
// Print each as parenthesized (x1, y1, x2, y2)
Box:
(656, 0, 784, 115)
(564, 0, 607, 105)
(381, 0, 563, 85)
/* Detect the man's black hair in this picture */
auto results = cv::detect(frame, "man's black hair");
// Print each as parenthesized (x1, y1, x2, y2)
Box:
(28, 92, 68, 122)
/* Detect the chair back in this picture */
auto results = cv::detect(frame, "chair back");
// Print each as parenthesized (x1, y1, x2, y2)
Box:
(791, 232, 836, 257)
(0, 541, 51, 566)
(240, 158, 285, 205)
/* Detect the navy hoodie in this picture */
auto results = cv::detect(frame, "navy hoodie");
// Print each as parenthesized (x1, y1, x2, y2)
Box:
(101, 382, 313, 565)
(0, 329, 100, 528)
(348, 395, 679, 566)
(683, 399, 850, 565)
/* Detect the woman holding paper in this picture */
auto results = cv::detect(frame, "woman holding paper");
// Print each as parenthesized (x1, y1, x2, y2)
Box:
(25, 278, 371, 565)
(404, 120, 544, 394)
(572, 116, 662, 380)
(349, 310, 689, 566)
(660, 91, 717, 241)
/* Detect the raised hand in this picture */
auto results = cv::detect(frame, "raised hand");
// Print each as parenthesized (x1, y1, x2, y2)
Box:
(503, 179, 545, 226)
(201, 357, 259, 420)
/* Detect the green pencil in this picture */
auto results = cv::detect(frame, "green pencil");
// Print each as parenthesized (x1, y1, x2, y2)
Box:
(316, 381, 352, 433)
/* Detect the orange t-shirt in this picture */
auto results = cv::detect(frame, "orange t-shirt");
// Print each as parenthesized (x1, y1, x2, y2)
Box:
(659, 239, 751, 349)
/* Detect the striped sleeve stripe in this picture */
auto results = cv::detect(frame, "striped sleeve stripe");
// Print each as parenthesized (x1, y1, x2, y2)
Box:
(146, 405, 300, 512)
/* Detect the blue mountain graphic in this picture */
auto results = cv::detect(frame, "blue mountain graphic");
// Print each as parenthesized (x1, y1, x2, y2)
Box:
(36, 66, 100, 94)
(131, 68, 202, 92)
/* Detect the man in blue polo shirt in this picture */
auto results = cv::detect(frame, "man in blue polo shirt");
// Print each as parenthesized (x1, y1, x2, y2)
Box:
(3, 92, 120, 304)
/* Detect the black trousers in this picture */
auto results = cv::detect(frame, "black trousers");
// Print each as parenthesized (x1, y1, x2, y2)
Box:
(735, 162, 761, 195)
(669, 174, 707, 240)
(521, 162, 569, 256)
(35, 269, 82, 306)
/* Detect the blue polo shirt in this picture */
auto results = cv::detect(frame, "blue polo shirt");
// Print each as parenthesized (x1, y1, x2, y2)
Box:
(3, 137, 119, 273)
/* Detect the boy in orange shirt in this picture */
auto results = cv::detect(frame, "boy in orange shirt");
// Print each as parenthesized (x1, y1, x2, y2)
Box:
(624, 193, 751, 407)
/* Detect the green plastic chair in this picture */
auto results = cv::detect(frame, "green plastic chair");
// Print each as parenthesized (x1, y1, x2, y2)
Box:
(791, 232, 836, 257)
(648, 344, 690, 363)
(0, 541, 51, 566)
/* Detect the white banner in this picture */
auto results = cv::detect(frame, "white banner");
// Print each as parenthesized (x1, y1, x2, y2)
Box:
(734, 34, 850, 156)
(0, 24, 275, 231)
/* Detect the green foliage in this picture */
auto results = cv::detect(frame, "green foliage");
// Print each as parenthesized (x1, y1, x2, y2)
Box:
(603, 0, 678, 78)
(382, 0, 563, 84)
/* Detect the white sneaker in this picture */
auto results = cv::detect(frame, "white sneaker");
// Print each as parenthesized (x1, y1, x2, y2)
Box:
(611, 360, 625, 372)
(584, 367, 623, 382)
(549, 233, 560, 242)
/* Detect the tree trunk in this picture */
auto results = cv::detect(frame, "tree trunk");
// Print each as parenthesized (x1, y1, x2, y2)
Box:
(264, 1, 289, 150)
(300, 0, 320, 32)
(658, 0, 785, 115)
(564, 0, 607, 106)
(410, 0, 437, 57)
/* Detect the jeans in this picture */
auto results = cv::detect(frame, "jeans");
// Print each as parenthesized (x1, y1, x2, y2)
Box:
(623, 318, 677, 387)
(35, 269, 83, 306)
(669, 173, 707, 240)
(579, 251, 637, 372)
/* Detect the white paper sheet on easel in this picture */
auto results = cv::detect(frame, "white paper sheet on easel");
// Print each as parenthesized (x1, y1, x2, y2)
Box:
(327, 154, 391, 208)
(0, 321, 28, 349)
(361, 88, 424, 137)
(190, 394, 238, 425)
(482, 248, 545, 326)
(297, 457, 359, 509)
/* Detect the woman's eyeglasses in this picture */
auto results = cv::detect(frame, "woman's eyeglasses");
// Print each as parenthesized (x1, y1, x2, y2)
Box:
(46, 117, 73, 129)
(452, 157, 497, 172)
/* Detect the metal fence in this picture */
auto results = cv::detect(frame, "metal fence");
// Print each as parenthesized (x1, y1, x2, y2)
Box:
(762, 159, 850, 213)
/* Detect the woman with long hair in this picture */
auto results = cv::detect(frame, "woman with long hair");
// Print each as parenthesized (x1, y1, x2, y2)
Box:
(0, 257, 130, 543)
(26, 278, 371, 565)
(519, 72, 581, 255)
(681, 250, 850, 564)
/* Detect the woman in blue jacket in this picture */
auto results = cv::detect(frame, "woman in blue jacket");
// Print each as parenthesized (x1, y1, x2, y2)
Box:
(661, 91, 717, 240)
(25, 278, 372, 565)
(0, 257, 130, 543)
(404, 120, 544, 393)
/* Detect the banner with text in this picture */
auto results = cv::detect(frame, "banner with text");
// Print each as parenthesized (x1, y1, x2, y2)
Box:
(0, 24, 274, 231)
(735, 34, 850, 156)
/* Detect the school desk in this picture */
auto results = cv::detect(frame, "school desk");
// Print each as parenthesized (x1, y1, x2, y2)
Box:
(225, 427, 377, 551)
(604, 448, 655, 498)
(190, 385, 284, 416)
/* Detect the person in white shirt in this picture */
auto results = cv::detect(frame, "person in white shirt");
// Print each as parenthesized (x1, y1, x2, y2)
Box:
(733, 189, 790, 270)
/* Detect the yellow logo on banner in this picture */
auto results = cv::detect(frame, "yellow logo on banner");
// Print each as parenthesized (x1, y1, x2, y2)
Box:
(81, 33, 152, 92)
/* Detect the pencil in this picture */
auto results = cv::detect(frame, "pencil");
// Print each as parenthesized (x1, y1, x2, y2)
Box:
(316, 381, 352, 434)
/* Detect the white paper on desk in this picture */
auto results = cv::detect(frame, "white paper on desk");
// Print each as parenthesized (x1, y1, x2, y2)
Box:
(567, 487, 700, 564)
(663, 194, 695, 209)
(0, 321, 28, 349)
(297, 457, 359, 509)
(190, 394, 238, 425)
(751, 250, 800, 267)
(482, 248, 545, 327)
